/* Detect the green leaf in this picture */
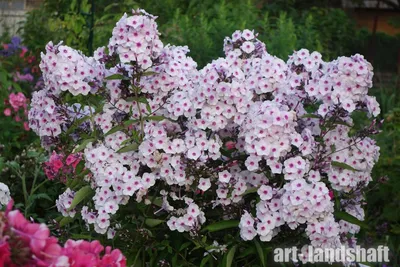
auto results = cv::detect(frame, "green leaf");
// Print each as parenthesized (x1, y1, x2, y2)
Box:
(254, 240, 266, 267)
(59, 216, 75, 227)
(334, 119, 352, 127)
(103, 2, 119, 12)
(331, 161, 358, 172)
(104, 125, 124, 136)
(179, 242, 191, 251)
(104, 74, 128, 80)
(123, 119, 139, 127)
(152, 197, 163, 207)
(145, 218, 164, 227)
(68, 185, 93, 210)
(73, 138, 95, 153)
(136, 97, 149, 104)
(71, 234, 92, 240)
(74, 161, 85, 175)
(199, 254, 211, 267)
(29, 193, 52, 202)
(225, 245, 237, 267)
(330, 144, 336, 153)
(202, 220, 239, 233)
(145, 116, 164, 121)
(301, 113, 320, 119)
(334, 211, 369, 229)
(243, 187, 258, 196)
(237, 246, 256, 259)
(117, 143, 139, 153)
(141, 71, 158, 76)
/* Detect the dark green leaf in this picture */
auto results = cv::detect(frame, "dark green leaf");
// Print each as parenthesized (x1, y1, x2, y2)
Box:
(141, 71, 158, 76)
(179, 242, 191, 251)
(59, 216, 75, 227)
(104, 74, 128, 80)
(202, 220, 239, 232)
(199, 254, 211, 267)
(104, 125, 124, 136)
(71, 234, 92, 240)
(237, 246, 256, 259)
(123, 119, 139, 127)
(68, 185, 93, 210)
(117, 143, 139, 153)
(226, 245, 237, 267)
(136, 97, 149, 104)
(74, 161, 85, 175)
(243, 187, 258, 196)
(66, 116, 90, 135)
(301, 113, 320, 119)
(330, 144, 336, 153)
(331, 161, 358, 172)
(145, 116, 164, 121)
(254, 240, 266, 267)
(29, 193, 52, 202)
(73, 138, 95, 153)
(334, 211, 369, 229)
(145, 218, 164, 227)
(334, 119, 352, 127)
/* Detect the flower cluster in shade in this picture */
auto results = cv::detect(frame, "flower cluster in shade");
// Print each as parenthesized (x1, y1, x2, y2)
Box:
(1, 36, 43, 132)
(3, 92, 30, 131)
(0, 37, 26, 57)
(29, 9, 382, 260)
(1, 37, 42, 81)
(0, 200, 126, 267)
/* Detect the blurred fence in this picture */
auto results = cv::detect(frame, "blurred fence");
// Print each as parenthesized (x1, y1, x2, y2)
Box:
(0, 0, 43, 36)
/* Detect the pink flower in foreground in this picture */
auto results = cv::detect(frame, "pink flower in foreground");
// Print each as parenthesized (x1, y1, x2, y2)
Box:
(0, 241, 12, 267)
(1, 200, 126, 267)
(57, 240, 126, 267)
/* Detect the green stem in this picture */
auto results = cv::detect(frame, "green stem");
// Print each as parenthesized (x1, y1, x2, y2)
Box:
(30, 164, 39, 195)
(132, 247, 142, 267)
(21, 175, 28, 216)
(31, 179, 48, 196)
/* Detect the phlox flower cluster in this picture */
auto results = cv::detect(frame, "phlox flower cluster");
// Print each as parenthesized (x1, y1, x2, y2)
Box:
(29, 9, 383, 258)
(0, 200, 126, 267)
(43, 151, 82, 181)
(3, 92, 30, 131)
(29, 41, 105, 139)
(56, 188, 77, 218)
(108, 9, 163, 68)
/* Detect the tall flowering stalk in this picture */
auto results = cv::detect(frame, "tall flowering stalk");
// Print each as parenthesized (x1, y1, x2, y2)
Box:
(29, 9, 382, 264)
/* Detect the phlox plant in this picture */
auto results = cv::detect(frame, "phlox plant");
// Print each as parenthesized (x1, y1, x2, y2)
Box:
(28, 9, 383, 265)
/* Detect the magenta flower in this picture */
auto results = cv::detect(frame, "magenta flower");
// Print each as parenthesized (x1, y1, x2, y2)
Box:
(1, 200, 126, 266)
